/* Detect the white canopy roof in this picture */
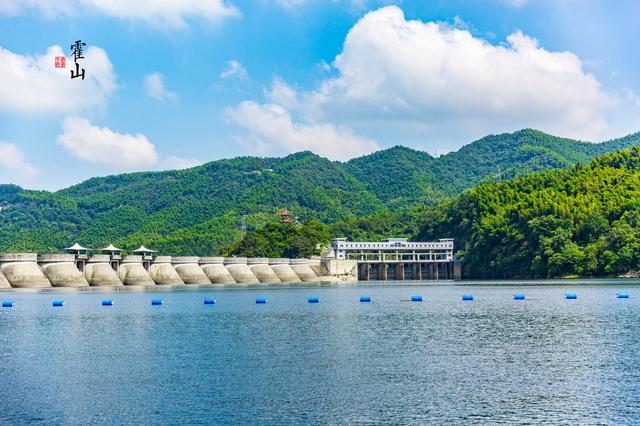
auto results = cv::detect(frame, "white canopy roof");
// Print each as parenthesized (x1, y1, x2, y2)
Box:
(63, 243, 90, 251)
(133, 245, 156, 253)
(101, 244, 123, 252)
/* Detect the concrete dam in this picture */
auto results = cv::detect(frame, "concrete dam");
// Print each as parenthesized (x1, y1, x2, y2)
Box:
(0, 252, 353, 289)
(0, 237, 459, 289)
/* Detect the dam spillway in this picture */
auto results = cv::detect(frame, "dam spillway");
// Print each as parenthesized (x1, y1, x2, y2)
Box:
(38, 254, 89, 287)
(289, 259, 319, 282)
(149, 256, 184, 285)
(172, 257, 211, 285)
(248, 258, 281, 284)
(118, 255, 155, 286)
(84, 255, 123, 286)
(224, 257, 260, 284)
(0, 253, 51, 288)
(269, 258, 300, 283)
(0, 266, 11, 288)
(200, 257, 236, 284)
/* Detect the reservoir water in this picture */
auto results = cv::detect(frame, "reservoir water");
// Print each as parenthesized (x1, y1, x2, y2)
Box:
(1, 281, 640, 424)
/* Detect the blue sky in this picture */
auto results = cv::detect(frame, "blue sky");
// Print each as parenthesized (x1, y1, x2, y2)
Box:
(0, 0, 638, 190)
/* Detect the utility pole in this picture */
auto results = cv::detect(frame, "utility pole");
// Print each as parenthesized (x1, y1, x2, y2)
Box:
(240, 212, 247, 235)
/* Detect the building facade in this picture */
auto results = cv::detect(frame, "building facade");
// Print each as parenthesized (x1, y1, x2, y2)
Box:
(331, 237, 460, 281)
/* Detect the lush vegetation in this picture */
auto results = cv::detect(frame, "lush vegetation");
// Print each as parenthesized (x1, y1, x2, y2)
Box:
(224, 220, 330, 258)
(418, 147, 640, 278)
(0, 128, 639, 270)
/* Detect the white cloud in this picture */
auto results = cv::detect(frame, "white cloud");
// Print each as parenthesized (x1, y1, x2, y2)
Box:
(56, 117, 203, 172)
(220, 60, 248, 81)
(144, 72, 177, 101)
(0, 0, 73, 16)
(157, 156, 202, 170)
(265, 77, 299, 110)
(0, 44, 116, 114)
(294, 6, 616, 143)
(224, 101, 379, 161)
(0, 0, 239, 27)
(0, 141, 37, 177)
(57, 117, 159, 170)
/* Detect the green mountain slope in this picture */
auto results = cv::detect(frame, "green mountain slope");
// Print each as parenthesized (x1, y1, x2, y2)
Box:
(417, 146, 640, 278)
(345, 146, 436, 208)
(1, 129, 638, 254)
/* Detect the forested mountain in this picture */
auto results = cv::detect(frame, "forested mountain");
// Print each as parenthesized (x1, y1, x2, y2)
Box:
(417, 147, 640, 278)
(347, 129, 640, 202)
(1, 129, 639, 255)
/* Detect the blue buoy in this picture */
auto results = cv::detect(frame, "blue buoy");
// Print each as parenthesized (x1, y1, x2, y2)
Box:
(411, 295, 423, 302)
(308, 297, 319, 303)
(565, 293, 577, 300)
(204, 297, 216, 305)
(462, 294, 473, 301)
(256, 297, 267, 304)
(359, 296, 372, 303)
(514, 294, 525, 300)
(617, 292, 630, 299)
(151, 299, 163, 305)
(52, 300, 65, 307)
(2, 301, 14, 308)
(101, 300, 113, 306)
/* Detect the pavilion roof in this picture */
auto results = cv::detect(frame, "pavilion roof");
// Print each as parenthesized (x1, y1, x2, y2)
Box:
(63, 243, 90, 251)
(132, 245, 156, 253)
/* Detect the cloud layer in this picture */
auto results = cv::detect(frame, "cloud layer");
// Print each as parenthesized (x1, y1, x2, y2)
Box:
(226, 6, 621, 159)
(56, 117, 201, 172)
(0, 141, 37, 178)
(57, 117, 159, 170)
(303, 6, 614, 141)
(0, 0, 239, 27)
(224, 101, 378, 161)
(0, 44, 116, 115)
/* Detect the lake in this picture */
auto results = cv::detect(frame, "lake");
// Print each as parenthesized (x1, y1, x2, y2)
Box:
(0, 280, 639, 424)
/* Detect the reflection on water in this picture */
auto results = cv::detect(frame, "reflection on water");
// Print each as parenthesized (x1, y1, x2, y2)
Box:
(0, 282, 639, 424)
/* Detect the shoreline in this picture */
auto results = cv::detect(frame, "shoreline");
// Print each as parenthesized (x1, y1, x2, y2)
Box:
(1, 277, 640, 293)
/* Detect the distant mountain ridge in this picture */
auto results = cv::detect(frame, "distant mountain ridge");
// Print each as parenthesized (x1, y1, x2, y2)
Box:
(1, 129, 638, 254)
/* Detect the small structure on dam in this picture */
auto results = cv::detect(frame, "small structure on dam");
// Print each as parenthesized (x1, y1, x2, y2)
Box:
(331, 237, 461, 281)
(132, 245, 155, 271)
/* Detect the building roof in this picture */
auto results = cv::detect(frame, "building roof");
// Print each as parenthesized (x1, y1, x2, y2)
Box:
(63, 243, 90, 251)
(132, 245, 156, 253)
(101, 244, 123, 252)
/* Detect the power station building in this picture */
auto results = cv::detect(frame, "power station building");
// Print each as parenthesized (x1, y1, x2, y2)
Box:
(331, 237, 460, 280)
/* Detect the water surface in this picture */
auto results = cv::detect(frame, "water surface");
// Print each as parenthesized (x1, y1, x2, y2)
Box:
(1, 281, 639, 424)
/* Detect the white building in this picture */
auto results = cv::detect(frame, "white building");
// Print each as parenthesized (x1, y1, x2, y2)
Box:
(331, 237, 454, 263)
